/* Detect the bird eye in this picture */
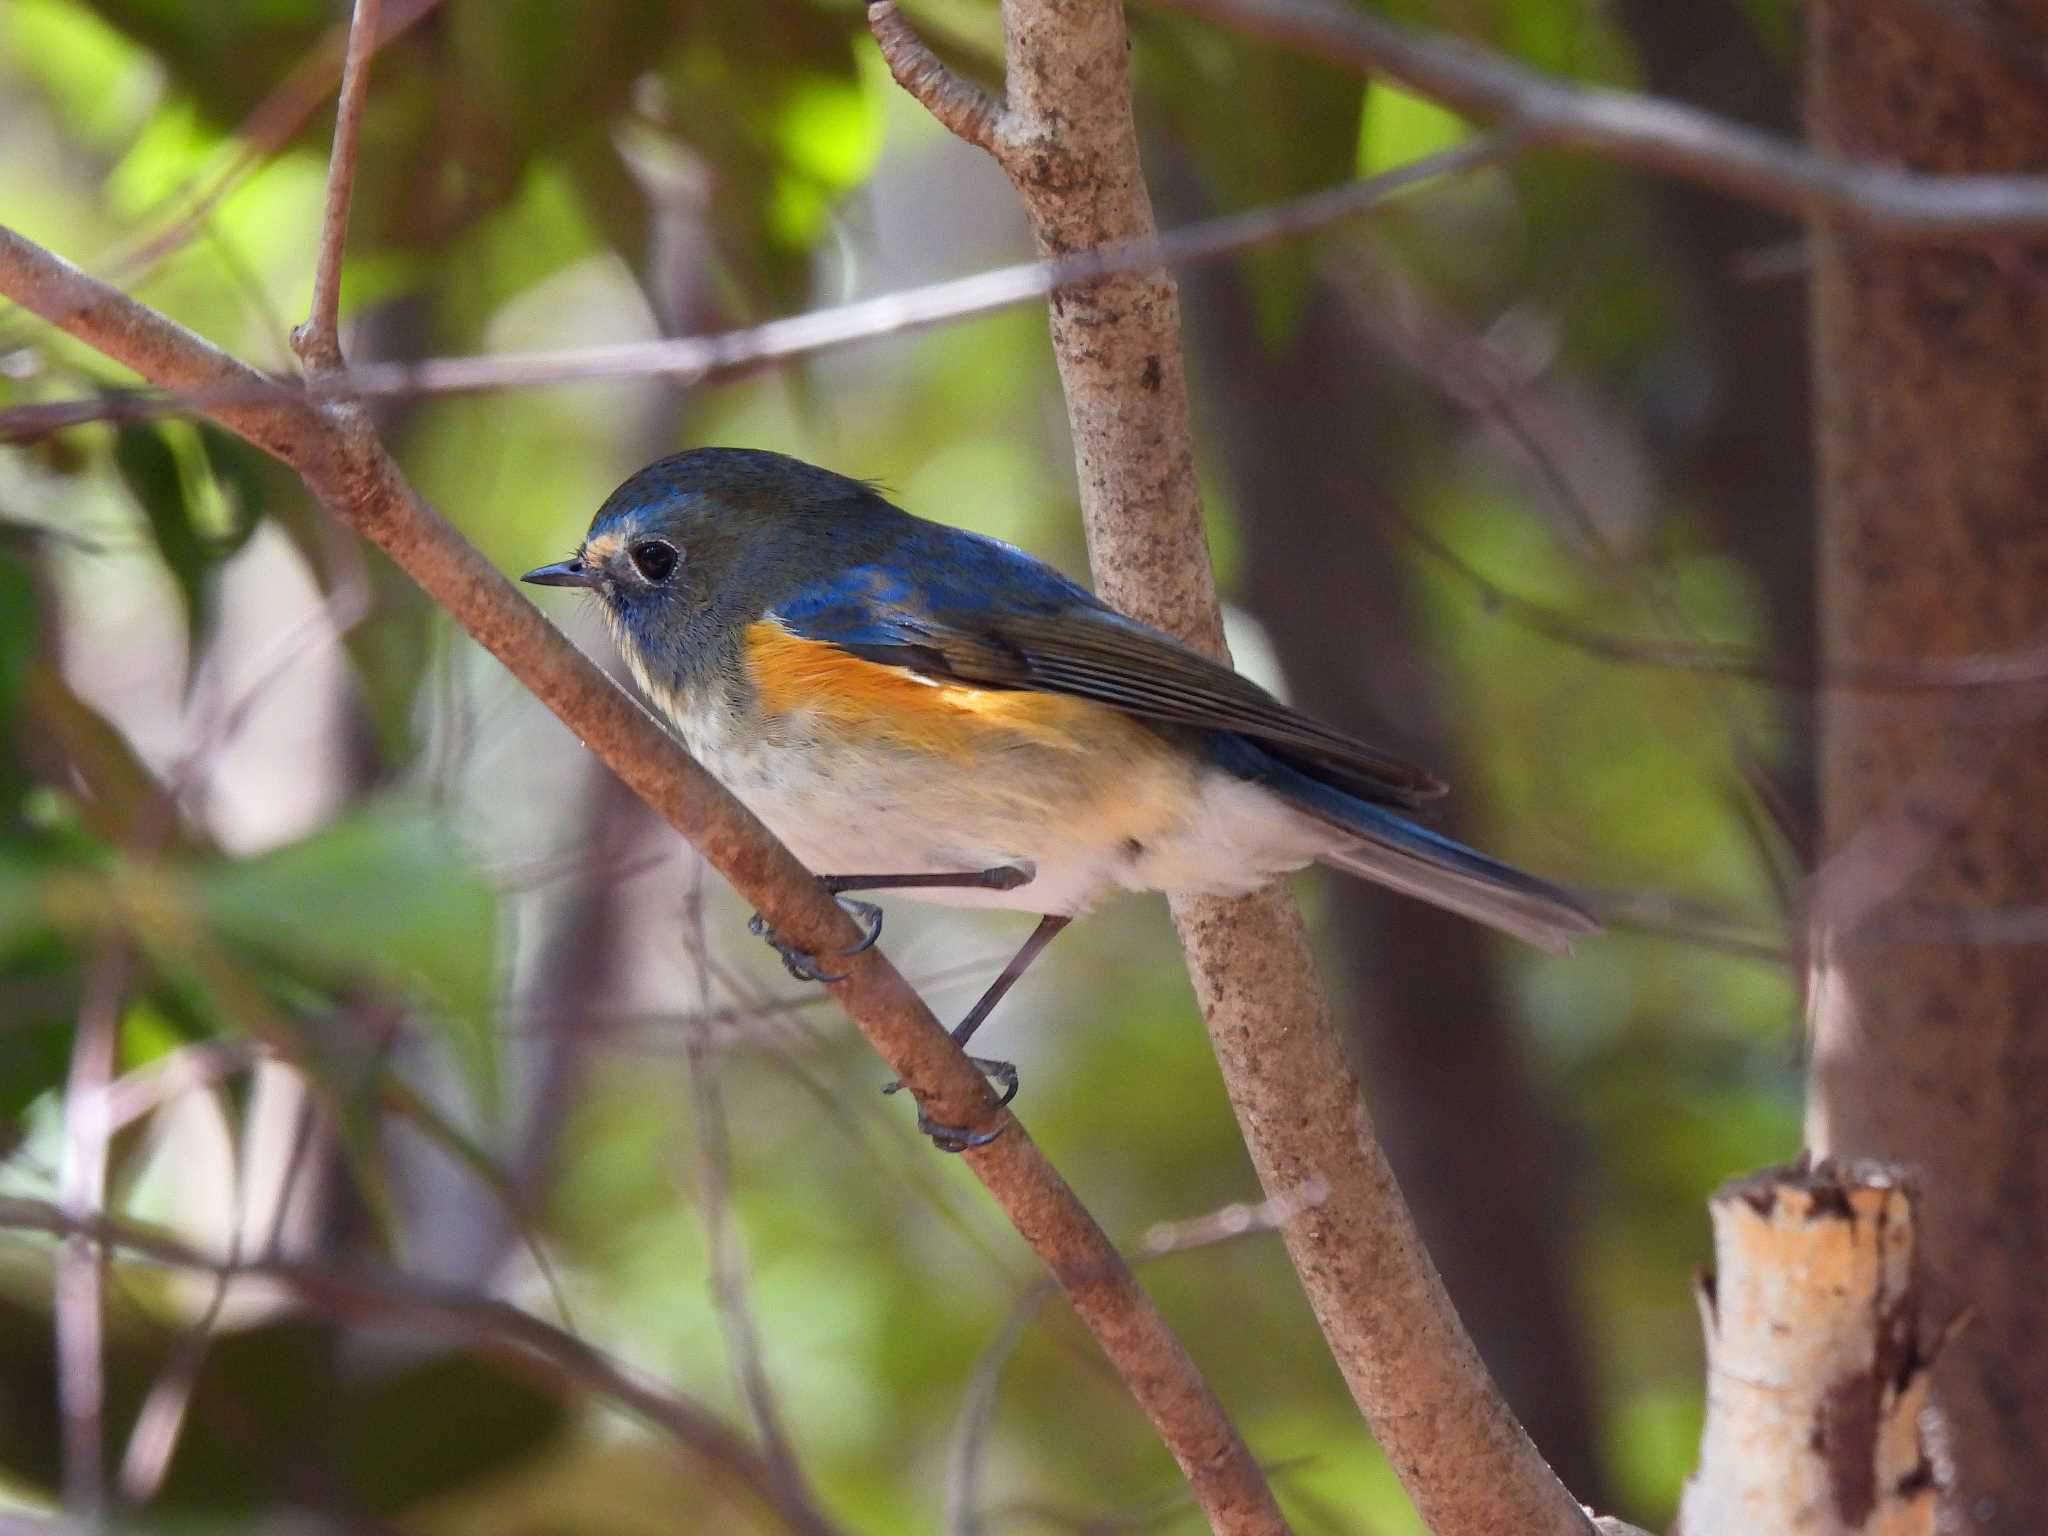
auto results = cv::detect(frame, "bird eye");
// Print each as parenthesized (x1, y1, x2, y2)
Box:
(629, 539, 679, 584)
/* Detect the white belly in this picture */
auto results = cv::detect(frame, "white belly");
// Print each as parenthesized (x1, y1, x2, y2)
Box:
(660, 687, 1335, 916)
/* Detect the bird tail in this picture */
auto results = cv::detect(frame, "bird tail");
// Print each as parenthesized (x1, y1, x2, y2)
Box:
(1314, 822, 1599, 954)
(1214, 737, 1601, 954)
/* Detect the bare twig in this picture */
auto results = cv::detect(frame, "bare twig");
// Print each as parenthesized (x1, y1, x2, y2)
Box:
(97, 1039, 260, 1139)
(117, 1109, 248, 1510)
(0, 138, 1512, 441)
(679, 869, 819, 1518)
(949, 1184, 1325, 1536)
(1134, 1180, 1329, 1259)
(0, 1196, 844, 1536)
(878, 0, 1593, 1531)
(870, 1, 1005, 151)
(294, 0, 382, 371)
(1360, 464, 2048, 698)
(1140, 0, 2048, 239)
(0, 219, 1268, 1536)
(54, 942, 129, 1521)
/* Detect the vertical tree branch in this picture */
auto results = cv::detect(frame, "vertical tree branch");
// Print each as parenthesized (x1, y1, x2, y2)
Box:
(871, 3, 1594, 1532)
(681, 872, 819, 1515)
(294, 0, 382, 372)
(54, 944, 130, 1520)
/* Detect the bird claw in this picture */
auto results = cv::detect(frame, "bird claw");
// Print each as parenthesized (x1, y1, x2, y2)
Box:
(748, 896, 883, 982)
(883, 1055, 1019, 1153)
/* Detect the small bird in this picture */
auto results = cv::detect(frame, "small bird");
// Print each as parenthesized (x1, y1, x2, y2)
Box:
(525, 447, 1597, 1146)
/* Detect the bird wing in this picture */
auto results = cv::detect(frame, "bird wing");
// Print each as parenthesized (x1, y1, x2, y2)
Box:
(764, 538, 1447, 809)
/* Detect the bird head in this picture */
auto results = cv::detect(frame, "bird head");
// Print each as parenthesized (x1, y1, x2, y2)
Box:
(521, 446, 891, 681)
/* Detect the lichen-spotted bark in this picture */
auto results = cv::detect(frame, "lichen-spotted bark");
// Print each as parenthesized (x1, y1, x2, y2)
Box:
(1807, 5, 2048, 1530)
(995, 0, 1223, 652)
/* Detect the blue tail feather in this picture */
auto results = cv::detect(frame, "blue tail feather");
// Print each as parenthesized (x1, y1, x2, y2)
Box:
(1206, 733, 1599, 951)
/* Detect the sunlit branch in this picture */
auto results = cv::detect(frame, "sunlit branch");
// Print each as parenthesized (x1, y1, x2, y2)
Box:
(0, 136, 1514, 440)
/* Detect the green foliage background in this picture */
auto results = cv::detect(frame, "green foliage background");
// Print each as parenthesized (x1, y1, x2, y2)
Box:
(0, 1, 1803, 1530)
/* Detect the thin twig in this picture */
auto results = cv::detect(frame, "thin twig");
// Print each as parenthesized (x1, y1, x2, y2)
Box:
(54, 940, 130, 1521)
(1140, 0, 2048, 238)
(679, 867, 821, 1519)
(294, 0, 382, 371)
(117, 1090, 248, 1509)
(96, 1039, 260, 1138)
(949, 1184, 1326, 1536)
(869, 1, 1006, 151)
(0, 138, 1516, 440)
(0, 1197, 845, 1536)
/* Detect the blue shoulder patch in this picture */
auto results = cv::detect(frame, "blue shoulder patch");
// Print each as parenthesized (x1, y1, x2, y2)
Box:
(771, 523, 1101, 649)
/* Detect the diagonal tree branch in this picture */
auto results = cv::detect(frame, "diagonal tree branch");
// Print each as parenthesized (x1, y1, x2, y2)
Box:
(1139, 0, 2048, 239)
(0, 213, 1280, 1536)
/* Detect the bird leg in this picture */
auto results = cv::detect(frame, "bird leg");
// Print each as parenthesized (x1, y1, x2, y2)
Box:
(744, 864, 1033, 982)
(884, 912, 1071, 1152)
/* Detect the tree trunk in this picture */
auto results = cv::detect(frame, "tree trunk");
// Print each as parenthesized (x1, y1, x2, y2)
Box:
(1806, 5, 2048, 1529)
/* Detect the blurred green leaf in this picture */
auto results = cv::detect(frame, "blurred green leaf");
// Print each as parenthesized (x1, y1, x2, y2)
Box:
(4, 0, 162, 150)
(1358, 80, 1471, 177)
(193, 807, 499, 1105)
(78, 0, 327, 127)
(662, 3, 872, 308)
(112, 423, 214, 676)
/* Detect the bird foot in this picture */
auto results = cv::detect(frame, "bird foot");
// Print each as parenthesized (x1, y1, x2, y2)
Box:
(747, 896, 883, 982)
(883, 1055, 1019, 1153)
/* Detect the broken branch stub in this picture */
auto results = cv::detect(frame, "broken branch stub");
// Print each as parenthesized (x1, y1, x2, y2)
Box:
(1680, 1160, 1936, 1536)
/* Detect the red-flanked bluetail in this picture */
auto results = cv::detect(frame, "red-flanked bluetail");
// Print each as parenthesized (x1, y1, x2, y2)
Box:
(525, 447, 1598, 1147)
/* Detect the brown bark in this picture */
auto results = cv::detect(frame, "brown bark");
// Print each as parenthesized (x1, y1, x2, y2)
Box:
(1807, 4, 2048, 1529)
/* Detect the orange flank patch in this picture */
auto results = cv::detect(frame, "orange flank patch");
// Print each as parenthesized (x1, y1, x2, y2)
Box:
(744, 619, 1131, 761)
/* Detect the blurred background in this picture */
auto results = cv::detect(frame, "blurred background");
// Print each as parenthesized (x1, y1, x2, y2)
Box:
(0, 1, 1808, 1530)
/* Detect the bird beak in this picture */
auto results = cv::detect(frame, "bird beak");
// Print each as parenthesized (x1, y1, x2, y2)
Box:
(522, 559, 598, 589)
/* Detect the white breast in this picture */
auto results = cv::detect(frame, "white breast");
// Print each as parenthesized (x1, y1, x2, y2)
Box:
(637, 662, 1336, 916)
